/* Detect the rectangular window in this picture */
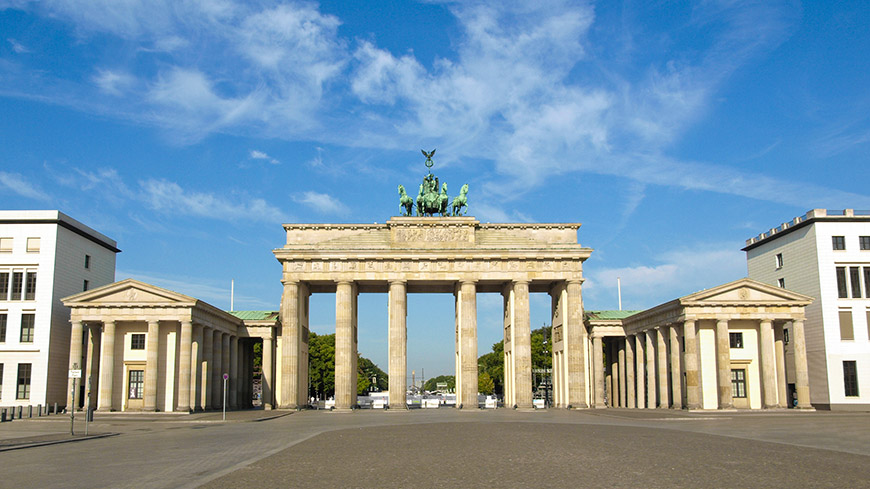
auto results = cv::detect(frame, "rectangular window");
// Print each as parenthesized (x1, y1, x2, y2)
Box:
(84, 254, 91, 269)
(775, 253, 783, 269)
(843, 361, 859, 397)
(0, 237, 11, 253)
(130, 333, 145, 350)
(128, 370, 144, 399)
(10, 272, 22, 300)
(0, 272, 7, 300)
(850, 267, 862, 299)
(25, 237, 40, 253)
(839, 310, 854, 340)
(0, 313, 5, 342)
(784, 328, 790, 345)
(731, 369, 747, 398)
(864, 268, 870, 299)
(83, 280, 89, 292)
(777, 278, 786, 288)
(16, 363, 31, 400)
(861, 236, 870, 250)
(24, 272, 36, 301)
(20, 314, 35, 343)
(837, 267, 848, 298)
(0, 363, 3, 400)
(833, 236, 846, 250)
(729, 332, 744, 349)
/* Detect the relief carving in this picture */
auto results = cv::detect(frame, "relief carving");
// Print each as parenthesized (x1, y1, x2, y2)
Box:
(553, 325, 563, 343)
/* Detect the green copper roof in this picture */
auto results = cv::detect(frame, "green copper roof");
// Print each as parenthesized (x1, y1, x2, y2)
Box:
(586, 310, 642, 320)
(228, 310, 279, 320)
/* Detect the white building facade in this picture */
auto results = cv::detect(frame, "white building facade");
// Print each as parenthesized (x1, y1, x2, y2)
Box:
(745, 208, 870, 410)
(0, 211, 118, 408)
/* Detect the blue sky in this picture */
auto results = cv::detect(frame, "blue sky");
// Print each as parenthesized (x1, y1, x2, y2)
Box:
(2, 1, 869, 377)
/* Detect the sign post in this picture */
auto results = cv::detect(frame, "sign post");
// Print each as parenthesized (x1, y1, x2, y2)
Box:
(68, 365, 82, 436)
(222, 373, 228, 421)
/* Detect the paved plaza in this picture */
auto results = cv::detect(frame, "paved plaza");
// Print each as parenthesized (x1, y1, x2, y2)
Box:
(1, 409, 869, 488)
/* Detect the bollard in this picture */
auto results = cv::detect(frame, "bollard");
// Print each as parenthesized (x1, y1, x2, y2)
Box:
(38, 404, 43, 416)
(1, 408, 6, 422)
(27, 405, 33, 418)
(17, 406, 23, 419)
(53, 402, 58, 415)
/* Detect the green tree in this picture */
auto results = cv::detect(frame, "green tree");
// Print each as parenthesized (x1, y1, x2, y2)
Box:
(531, 325, 553, 371)
(478, 372, 495, 395)
(478, 340, 504, 395)
(357, 356, 388, 395)
(308, 332, 335, 400)
(423, 375, 455, 392)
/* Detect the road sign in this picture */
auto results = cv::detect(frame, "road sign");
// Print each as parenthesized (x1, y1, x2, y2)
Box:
(69, 369, 82, 378)
(223, 373, 229, 380)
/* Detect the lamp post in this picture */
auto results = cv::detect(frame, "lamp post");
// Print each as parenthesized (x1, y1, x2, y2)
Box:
(543, 327, 550, 408)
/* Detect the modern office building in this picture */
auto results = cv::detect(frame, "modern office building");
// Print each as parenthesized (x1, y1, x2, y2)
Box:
(0, 211, 118, 408)
(745, 208, 870, 410)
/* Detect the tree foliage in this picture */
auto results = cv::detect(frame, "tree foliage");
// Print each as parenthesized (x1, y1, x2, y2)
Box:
(477, 325, 553, 397)
(478, 372, 495, 395)
(478, 340, 504, 395)
(423, 375, 455, 392)
(357, 356, 388, 395)
(308, 332, 388, 399)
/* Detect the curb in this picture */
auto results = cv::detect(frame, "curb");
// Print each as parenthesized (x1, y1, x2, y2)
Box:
(0, 432, 119, 452)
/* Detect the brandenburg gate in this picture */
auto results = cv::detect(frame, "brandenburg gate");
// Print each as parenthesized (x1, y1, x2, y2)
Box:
(273, 216, 592, 410)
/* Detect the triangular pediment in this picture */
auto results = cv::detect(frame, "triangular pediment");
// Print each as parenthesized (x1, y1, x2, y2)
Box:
(680, 278, 813, 305)
(62, 278, 196, 306)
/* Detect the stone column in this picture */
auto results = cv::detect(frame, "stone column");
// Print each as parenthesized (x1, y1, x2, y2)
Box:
(230, 335, 239, 409)
(86, 324, 100, 410)
(211, 331, 223, 409)
(388, 280, 407, 409)
(457, 280, 478, 409)
(177, 320, 193, 412)
(144, 320, 160, 411)
(635, 333, 645, 408)
(202, 328, 213, 409)
(335, 281, 355, 410)
(279, 280, 299, 409)
(98, 320, 116, 411)
(191, 324, 202, 411)
(759, 320, 777, 409)
(592, 336, 605, 408)
(220, 333, 230, 409)
(618, 339, 626, 408)
(683, 320, 701, 409)
(262, 335, 274, 410)
(605, 340, 613, 408)
(513, 280, 533, 409)
(625, 335, 635, 408)
(656, 328, 668, 408)
(774, 323, 788, 408)
(645, 330, 656, 409)
(792, 319, 812, 409)
(565, 280, 587, 408)
(68, 320, 84, 410)
(715, 319, 733, 409)
(669, 324, 682, 409)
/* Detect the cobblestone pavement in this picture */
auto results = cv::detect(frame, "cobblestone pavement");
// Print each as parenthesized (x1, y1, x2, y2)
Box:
(1, 408, 868, 488)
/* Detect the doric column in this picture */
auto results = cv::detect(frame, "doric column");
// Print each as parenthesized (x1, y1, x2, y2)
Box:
(144, 320, 160, 411)
(211, 331, 223, 410)
(715, 319, 732, 409)
(669, 324, 682, 409)
(335, 281, 356, 410)
(177, 320, 193, 412)
(656, 327, 668, 408)
(513, 280, 533, 409)
(683, 320, 701, 409)
(279, 280, 299, 409)
(230, 335, 239, 409)
(86, 324, 100, 410)
(759, 320, 777, 408)
(565, 280, 587, 408)
(625, 335, 635, 408)
(191, 324, 202, 410)
(68, 320, 84, 410)
(262, 335, 274, 410)
(457, 280, 478, 409)
(221, 333, 230, 409)
(98, 320, 116, 411)
(202, 327, 213, 409)
(388, 280, 407, 409)
(618, 339, 626, 408)
(605, 340, 613, 407)
(635, 333, 645, 408)
(774, 323, 788, 408)
(645, 330, 656, 408)
(592, 335, 605, 408)
(792, 319, 812, 409)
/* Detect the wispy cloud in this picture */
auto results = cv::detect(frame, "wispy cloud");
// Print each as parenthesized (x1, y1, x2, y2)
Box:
(116, 269, 275, 310)
(7, 38, 29, 53)
(93, 69, 135, 95)
(249, 149, 279, 164)
(0, 171, 49, 200)
(293, 191, 348, 215)
(139, 179, 286, 222)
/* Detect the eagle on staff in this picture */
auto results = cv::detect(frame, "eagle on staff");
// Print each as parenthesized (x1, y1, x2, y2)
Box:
(397, 148, 468, 217)
(422, 149, 435, 168)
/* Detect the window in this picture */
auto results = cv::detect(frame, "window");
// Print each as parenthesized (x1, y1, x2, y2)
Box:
(128, 370, 144, 399)
(0, 313, 5, 342)
(0, 272, 7, 300)
(837, 267, 848, 298)
(20, 314, 34, 343)
(777, 278, 786, 288)
(843, 361, 859, 397)
(16, 363, 31, 400)
(833, 236, 846, 250)
(131, 333, 145, 350)
(775, 253, 783, 269)
(25, 237, 40, 253)
(731, 369, 747, 398)
(865, 269, 870, 299)
(784, 328, 789, 345)
(729, 332, 744, 349)
(861, 236, 870, 250)
(84, 254, 90, 269)
(0, 237, 11, 253)
(10, 272, 22, 300)
(0, 363, 3, 400)
(24, 272, 36, 300)
(850, 267, 862, 299)
(839, 310, 854, 340)
(83, 280, 89, 292)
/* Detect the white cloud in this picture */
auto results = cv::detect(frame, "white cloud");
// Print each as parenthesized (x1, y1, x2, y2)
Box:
(93, 69, 135, 95)
(7, 38, 29, 53)
(116, 269, 275, 310)
(293, 191, 348, 215)
(0, 171, 49, 200)
(249, 149, 279, 164)
(139, 178, 286, 222)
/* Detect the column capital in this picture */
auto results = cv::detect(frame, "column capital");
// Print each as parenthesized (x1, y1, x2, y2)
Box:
(512, 279, 530, 285)
(336, 280, 354, 286)
(281, 279, 300, 286)
(389, 279, 407, 286)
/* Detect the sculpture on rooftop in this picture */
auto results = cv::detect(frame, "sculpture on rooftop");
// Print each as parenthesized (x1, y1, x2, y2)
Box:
(399, 149, 469, 217)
